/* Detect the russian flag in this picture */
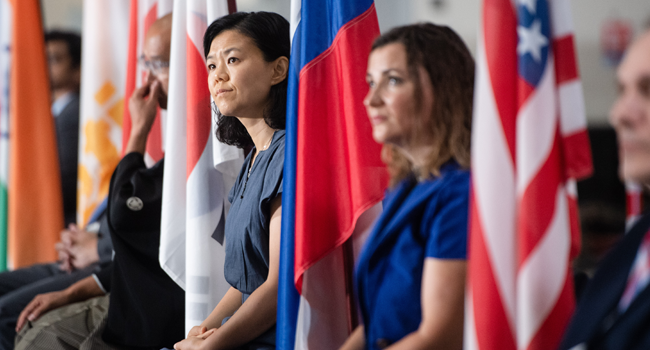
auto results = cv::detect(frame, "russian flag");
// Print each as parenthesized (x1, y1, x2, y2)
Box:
(278, 0, 388, 348)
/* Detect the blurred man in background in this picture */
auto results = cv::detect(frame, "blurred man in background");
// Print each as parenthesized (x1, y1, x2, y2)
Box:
(560, 29, 650, 350)
(0, 31, 113, 350)
(45, 31, 82, 226)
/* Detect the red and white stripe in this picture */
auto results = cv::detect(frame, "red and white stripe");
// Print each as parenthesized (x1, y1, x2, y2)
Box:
(626, 182, 643, 228)
(159, 0, 241, 334)
(122, 0, 172, 166)
(618, 230, 650, 310)
(293, 205, 381, 349)
(466, 0, 592, 349)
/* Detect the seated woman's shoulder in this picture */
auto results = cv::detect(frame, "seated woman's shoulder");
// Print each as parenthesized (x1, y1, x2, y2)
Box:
(439, 162, 470, 188)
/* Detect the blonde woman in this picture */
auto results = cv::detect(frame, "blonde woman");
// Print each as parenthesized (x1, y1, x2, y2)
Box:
(341, 23, 474, 350)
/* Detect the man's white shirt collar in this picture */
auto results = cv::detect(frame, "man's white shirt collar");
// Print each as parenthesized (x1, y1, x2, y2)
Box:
(51, 91, 75, 117)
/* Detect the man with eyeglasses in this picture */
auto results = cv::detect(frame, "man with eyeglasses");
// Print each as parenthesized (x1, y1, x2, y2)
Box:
(14, 14, 185, 350)
(130, 26, 171, 134)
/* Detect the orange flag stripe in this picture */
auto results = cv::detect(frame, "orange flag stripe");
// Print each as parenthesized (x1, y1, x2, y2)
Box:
(8, 0, 63, 268)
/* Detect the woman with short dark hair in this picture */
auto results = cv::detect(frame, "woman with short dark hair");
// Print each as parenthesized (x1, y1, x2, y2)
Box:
(340, 23, 474, 350)
(206, 12, 288, 149)
(174, 11, 289, 350)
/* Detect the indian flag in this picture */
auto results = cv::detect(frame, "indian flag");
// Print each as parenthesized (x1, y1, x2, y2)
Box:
(0, 0, 11, 270)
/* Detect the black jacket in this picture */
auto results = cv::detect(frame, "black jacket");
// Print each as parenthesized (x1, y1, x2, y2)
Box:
(54, 93, 80, 225)
(560, 213, 650, 350)
(101, 153, 184, 349)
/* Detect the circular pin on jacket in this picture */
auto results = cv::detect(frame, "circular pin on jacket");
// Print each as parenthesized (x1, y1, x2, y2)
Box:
(126, 196, 144, 211)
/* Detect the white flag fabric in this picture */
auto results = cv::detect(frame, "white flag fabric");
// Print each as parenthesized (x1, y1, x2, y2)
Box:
(159, 0, 242, 334)
(77, 1, 130, 226)
(159, 1, 187, 289)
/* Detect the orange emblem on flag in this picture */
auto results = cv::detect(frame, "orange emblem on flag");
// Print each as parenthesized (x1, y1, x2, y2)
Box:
(77, 82, 123, 226)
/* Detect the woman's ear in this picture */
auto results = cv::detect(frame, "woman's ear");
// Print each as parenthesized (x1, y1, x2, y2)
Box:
(270, 56, 289, 85)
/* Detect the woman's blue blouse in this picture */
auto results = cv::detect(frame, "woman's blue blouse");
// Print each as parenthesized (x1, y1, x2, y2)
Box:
(355, 162, 470, 349)
(224, 130, 285, 294)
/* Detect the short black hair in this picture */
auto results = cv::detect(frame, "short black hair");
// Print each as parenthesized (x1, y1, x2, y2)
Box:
(45, 31, 82, 69)
(203, 12, 289, 149)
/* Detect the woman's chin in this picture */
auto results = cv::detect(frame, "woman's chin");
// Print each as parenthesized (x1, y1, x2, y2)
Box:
(216, 105, 234, 116)
(372, 130, 395, 146)
(371, 128, 384, 144)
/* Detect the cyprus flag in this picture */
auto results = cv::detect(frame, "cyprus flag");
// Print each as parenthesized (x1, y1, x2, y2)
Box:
(77, 1, 130, 226)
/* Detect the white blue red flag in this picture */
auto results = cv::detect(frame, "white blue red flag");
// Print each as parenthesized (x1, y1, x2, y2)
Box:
(159, 0, 242, 334)
(465, 0, 592, 349)
(277, 0, 387, 348)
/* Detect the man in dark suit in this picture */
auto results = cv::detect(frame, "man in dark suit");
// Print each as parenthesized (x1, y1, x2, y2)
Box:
(560, 29, 650, 350)
(45, 31, 82, 226)
(14, 14, 184, 350)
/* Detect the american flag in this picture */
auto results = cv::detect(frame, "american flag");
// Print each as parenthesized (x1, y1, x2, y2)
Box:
(465, 0, 592, 349)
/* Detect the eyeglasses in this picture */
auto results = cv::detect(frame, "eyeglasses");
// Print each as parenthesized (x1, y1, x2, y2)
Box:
(138, 56, 170, 75)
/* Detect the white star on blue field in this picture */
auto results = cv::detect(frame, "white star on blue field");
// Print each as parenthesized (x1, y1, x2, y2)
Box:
(518, 19, 548, 63)
(516, 0, 551, 87)
(518, 0, 537, 14)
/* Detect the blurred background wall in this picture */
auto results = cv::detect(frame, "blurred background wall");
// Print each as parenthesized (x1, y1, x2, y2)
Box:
(40, 0, 650, 269)
(41, 0, 650, 125)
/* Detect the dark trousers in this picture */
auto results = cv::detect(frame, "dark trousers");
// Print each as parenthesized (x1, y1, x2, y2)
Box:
(0, 263, 97, 350)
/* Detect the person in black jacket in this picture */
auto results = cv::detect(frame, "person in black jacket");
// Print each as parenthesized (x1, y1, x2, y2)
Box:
(559, 29, 650, 350)
(14, 14, 183, 350)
